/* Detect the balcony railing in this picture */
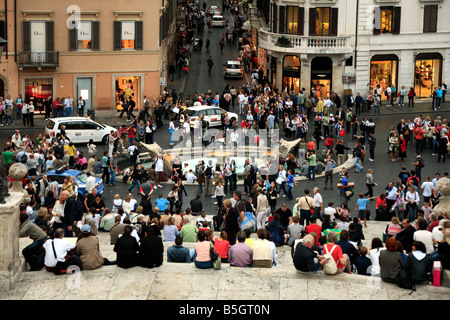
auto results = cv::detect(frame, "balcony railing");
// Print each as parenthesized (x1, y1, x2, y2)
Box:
(259, 28, 351, 53)
(18, 52, 59, 68)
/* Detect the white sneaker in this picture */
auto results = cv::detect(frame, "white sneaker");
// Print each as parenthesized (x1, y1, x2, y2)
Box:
(211, 196, 216, 198)
(157, 185, 162, 188)
(213, 202, 218, 205)
(153, 186, 157, 190)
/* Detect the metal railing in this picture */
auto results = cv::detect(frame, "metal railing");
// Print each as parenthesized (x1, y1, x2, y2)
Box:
(18, 52, 59, 67)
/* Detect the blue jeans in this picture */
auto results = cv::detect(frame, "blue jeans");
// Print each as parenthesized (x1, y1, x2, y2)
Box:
(128, 180, 141, 194)
(287, 186, 293, 200)
(374, 105, 380, 114)
(308, 165, 316, 181)
(6, 115, 13, 124)
(128, 137, 135, 148)
(354, 157, 363, 173)
(224, 175, 233, 192)
(110, 168, 116, 185)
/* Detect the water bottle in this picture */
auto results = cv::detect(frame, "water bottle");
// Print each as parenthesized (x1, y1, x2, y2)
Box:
(317, 267, 323, 276)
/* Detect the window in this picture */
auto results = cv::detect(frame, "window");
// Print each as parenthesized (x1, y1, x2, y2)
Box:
(380, 7, 393, 34)
(287, 6, 304, 35)
(77, 21, 92, 50)
(374, 7, 401, 35)
(423, 5, 438, 33)
(114, 21, 143, 50)
(309, 7, 338, 37)
(315, 7, 330, 36)
(121, 21, 135, 49)
(69, 21, 99, 51)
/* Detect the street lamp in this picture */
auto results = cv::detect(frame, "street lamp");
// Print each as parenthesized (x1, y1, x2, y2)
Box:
(0, 37, 7, 61)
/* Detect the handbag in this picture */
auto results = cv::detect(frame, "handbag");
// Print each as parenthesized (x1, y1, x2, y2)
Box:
(210, 243, 221, 270)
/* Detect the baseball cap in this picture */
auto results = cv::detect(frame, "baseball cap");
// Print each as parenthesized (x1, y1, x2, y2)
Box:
(81, 224, 91, 233)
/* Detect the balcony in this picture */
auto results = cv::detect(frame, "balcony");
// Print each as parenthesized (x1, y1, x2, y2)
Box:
(18, 52, 59, 69)
(259, 28, 352, 55)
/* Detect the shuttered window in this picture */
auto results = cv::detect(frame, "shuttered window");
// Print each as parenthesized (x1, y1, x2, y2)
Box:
(286, 6, 304, 35)
(423, 5, 437, 33)
(272, 4, 278, 34)
(279, 6, 285, 34)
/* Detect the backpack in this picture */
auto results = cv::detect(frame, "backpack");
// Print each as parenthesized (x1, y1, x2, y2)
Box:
(419, 158, 425, 168)
(204, 165, 213, 178)
(323, 244, 338, 275)
(358, 147, 365, 159)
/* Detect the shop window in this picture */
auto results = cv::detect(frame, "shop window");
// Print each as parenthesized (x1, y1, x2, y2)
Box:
(370, 57, 398, 94)
(415, 55, 442, 98)
(282, 55, 301, 93)
(115, 76, 140, 111)
(121, 21, 135, 49)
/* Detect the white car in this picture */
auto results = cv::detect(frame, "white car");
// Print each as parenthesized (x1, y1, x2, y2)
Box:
(180, 106, 238, 129)
(207, 6, 221, 16)
(45, 117, 117, 144)
(224, 60, 243, 79)
(211, 15, 225, 27)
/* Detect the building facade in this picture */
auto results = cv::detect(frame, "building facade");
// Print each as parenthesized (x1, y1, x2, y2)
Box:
(253, 0, 450, 100)
(0, 0, 177, 116)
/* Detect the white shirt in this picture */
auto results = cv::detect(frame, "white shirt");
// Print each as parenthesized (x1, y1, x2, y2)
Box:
(421, 181, 434, 197)
(154, 157, 164, 172)
(85, 176, 96, 194)
(413, 230, 434, 254)
(313, 193, 323, 208)
(405, 191, 420, 205)
(324, 207, 336, 219)
(231, 132, 239, 142)
(186, 172, 197, 183)
(43, 238, 76, 267)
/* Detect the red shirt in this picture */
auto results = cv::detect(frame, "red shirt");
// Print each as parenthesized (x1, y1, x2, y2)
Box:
(305, 224, 322, 246)
(214, 238, 230, 259)
(323, 243, 344, 269)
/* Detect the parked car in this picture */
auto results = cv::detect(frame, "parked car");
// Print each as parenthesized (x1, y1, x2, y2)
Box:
(224, 60, 243, 79)
(35, 169, 104, 197)
(180, 106, 238, 129)
(45, 117, 117, 144)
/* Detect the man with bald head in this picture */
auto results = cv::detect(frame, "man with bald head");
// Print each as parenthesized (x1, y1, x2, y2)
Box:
(61, 190, 78, 237)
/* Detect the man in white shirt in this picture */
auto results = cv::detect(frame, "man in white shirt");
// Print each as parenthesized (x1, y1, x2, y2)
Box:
(42, 228, 79, 274)
(230, 129, 239, 150)
(238, 93, 246, 114)
(153, 153, 164, 188)
(185, 169, 197, 184)
(324, 202, 337, 220)
(313, 187, 323, 221)
(420, 176, 434, 204)
(85, 171, 96, 194)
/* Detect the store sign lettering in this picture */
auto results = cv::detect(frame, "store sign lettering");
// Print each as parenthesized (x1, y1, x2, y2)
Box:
(33, 31, 44, 36)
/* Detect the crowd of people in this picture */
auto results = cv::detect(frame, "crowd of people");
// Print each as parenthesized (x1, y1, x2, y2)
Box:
(6, 0, 450, 292)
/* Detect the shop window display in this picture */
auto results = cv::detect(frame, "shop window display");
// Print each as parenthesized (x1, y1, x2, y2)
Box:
(115, 76, 140, 111)
(370, 60, 397, 95)
(415, 59, 441, 98)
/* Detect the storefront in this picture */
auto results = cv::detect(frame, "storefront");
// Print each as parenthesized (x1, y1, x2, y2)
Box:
(414, 53, 442, 98)
(282, 55, 301, 93)
(24, 77, 54, 114)
(311, 57, 332, 99)
(115, 76, 141, 111)
(370, 54, 398, 94)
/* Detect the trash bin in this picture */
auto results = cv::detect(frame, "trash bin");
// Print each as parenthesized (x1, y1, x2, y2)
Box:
(362, 100, 370, 113)
(87, 108, 95, 120)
